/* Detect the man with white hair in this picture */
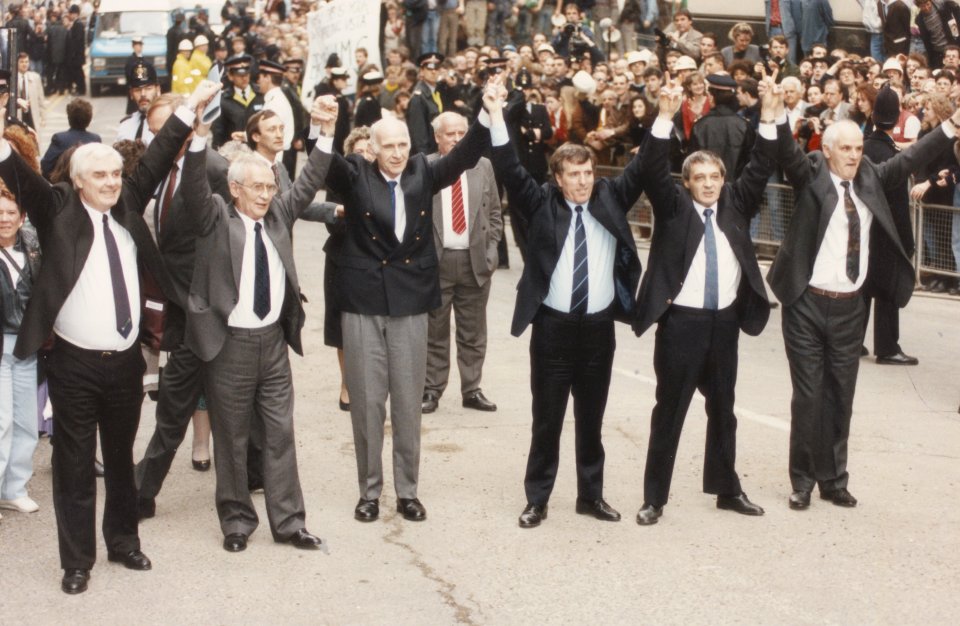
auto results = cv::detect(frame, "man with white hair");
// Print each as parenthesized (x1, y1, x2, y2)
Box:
(319, 83, 495, 524)
(0, 81, 220, 595)
(770, 104, 960, 511)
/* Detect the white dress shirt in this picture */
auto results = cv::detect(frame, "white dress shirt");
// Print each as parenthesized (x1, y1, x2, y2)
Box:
(810, 174, 874, 292)
(383, 172, 407, 242)
(54, 203, 141, 351)
(263, 86, 295, 150)
(440, 172, 469, 249)
(672, 200, 742, 309)
(116, 110, 156, 146)
(542, 200, 616, 314)
(227, 211, 285, 328)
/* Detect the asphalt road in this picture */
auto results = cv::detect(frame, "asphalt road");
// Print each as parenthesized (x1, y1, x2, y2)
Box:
(1, 94, 958, 625)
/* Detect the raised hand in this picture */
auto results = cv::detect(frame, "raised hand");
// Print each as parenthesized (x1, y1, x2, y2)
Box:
(759, 72, 783, 120)
(657, 77, 683, 119)
(482, 73, 507, 115)
(187, 79, 221, 116)
(311, 95, 338, 135)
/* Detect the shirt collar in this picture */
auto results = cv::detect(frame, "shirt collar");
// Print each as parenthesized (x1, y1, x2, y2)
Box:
(381, 170, 402, 185)
(829, 171, 854, 189)
(235, 209, 264, 229)
(564, 199, 589, 214)
(81, 200, 112, 222)
(692, 199, 718, 219)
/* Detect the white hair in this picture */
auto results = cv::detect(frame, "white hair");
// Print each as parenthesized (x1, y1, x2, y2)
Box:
(368, 117, 409, 153)
(821, 119, 862, 151)
(227, 154, 272, 185)
(431, 111, 467, 133)
(781, 76, 802, 91)
(69, 143, 124, 186)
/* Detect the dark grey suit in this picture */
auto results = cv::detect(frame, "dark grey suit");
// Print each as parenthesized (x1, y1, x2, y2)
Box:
(424, 155, 502, 398)
(180, 142, 332, 540)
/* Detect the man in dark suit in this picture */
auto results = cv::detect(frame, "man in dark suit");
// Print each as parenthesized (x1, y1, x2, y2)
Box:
(178, 95, 335, 553)
(881, 0, 912, 58)
(407, 52, 444, 155)
(0, 82, 219, 594)
(861, 85, 919, 366)
(64, 5, 86, 95)
(484, 81, 645, 529)
(422, 112, 503, 415)
(134, 91, 232, 520)
(320, 82, 491, 524)
(633, 80, 781, 526)
(769, 95, 960, 511)
(40, 97, 101, 178)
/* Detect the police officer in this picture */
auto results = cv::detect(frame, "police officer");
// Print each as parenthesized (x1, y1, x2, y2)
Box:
(407, 52, 445, 155)
(116, 60, 160, 145)
(212, 54, 264, 149)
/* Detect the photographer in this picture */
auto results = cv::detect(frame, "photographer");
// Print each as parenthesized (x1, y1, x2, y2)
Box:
(551, 2, 606, 62)
(660, 9, 703, 61)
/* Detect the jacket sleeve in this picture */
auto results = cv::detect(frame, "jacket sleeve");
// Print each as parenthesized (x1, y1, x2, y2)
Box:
(639, 131, 680, 221)
(731, 134, 778, 219)
(427, 121, 488, 193)
(181, 144, 218, 236)
(776, 121, 815, 189)
(489, 141, 546, 221)
(272, 143, 333, 225)
(877, 124, 954, 192)
(608, 132, 649, 211)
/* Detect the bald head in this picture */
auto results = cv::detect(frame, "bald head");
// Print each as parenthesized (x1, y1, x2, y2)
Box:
(821, 120, 863, 181)
(370, 117, 411, 178)
(432, 112, 468, 156)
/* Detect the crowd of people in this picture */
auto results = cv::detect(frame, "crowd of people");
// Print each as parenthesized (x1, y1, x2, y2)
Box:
(0, 0, 959, 597)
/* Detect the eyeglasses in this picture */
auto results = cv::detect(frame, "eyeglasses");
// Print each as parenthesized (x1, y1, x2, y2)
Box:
(236, 182, 279, 196)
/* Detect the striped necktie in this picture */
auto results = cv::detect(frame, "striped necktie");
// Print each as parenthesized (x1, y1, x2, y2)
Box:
(570, 206, 588, 315)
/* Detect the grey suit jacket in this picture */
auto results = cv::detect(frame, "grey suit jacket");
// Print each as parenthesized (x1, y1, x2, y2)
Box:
(180, 142, 333, 362)
(427, 154, 502, 287)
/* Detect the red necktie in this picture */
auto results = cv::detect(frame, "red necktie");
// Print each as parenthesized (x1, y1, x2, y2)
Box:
(451, 177, 466, 235)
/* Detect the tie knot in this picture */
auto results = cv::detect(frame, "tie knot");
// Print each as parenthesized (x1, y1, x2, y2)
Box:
(575, 205, 583, 214)
(841, 180, 851, 190)
(254, 222, 262, 233)
(102, 214, 109, 225)
(388, 181, 398, 191)
(704, 208, 714, 218)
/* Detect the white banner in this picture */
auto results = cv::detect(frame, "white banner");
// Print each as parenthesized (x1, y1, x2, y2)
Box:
(303, 0, 381, 101)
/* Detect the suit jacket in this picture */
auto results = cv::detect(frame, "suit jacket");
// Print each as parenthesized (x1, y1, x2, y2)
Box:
(406, 80, 441, 155)
(154, 147, 230, 349)
(882, 0, 912, 56)
(505, 94, 553, 182)
(17, 71, 44, 129)
(0, 111, 190, 359)
(491, 138, 644, 337)
(180, 142, 333, 362)
(40, 128, 102, 178)
(325, 121, 487, 317)
(768, 122, 953, 308)
(427, 155, 502, 287)
(633, 128, 776, 338)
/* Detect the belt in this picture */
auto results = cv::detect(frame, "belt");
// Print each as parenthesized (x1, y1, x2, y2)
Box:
(538, 304, 614, 323)
(808, 286, 860, 300)
(227, 323, 279, 336)
(53, 335, 138, 359)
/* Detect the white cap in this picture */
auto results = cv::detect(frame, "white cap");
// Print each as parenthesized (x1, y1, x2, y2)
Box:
(882, 57, 903, 74)
(673, 55, 698, 71)
(178, 39, 194, 52)
(194, 35, 209, 47)
(572, 70, 597, 96)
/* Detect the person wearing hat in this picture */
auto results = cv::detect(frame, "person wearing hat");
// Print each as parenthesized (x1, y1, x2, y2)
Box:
(172, 38, 196, 95)
(689, 73, 755, 180)
(64, 4, 86, 95)
(882, 56, 905, 85)
(257, 59, 296, 172)
(190, 35, 213, 83)
(314, 67, 351, 155)
(210, 37, 229, 80)
(859, 84, 920, 366)
(625, 49, 650, 94)
(354, 71, 385, 129)
(407, 52, 446, 155)
(167, 10, 189, 80)
(124, 37, 147, 114)
(116, 61, 160, 146)
(212, 54, 264, 149)
(672, 55, 698, 82)
(277, 60, 308, 179)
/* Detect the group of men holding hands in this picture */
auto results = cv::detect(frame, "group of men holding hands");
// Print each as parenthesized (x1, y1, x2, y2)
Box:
(5, 60, 953, 594)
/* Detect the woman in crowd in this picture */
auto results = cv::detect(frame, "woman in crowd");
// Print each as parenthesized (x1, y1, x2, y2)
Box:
(852, 83, 878, 136)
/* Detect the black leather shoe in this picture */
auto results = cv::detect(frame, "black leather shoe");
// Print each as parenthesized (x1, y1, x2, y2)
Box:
(61, 569, 90, 594)
(717, 492, 765, 516)
(354, 498, 379, 522)
(397, 498, 426, 521)
(636, 503, 663, 525)
(462, 391, 497, 412)
(820, 487, 857, 507)
(788, 490, 811, 510)
(107, 549, 152, 570)
(223, 533, 248, 552)
(518, 503, 547, 528)
(876, 351, 919, 366)
(137, 497, 156, 520)
(285, 528, 323, 550)
(339, 399, 350, 412)
(421, 392, 439, 414)
(191, 458, 211, 471)
(94, 459, 104, 477)
(575, 497, 621, 521)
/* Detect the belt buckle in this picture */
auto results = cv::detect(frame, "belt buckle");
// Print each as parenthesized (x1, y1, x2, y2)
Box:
(100, 350, 114, 359)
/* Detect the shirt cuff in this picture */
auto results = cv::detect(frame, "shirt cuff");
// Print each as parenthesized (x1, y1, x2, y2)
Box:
(314, 134, 334, 153)
(942, 120, 957, 139)
(174, 105, 196, 126)
(650, 117, 673, 139)
(0, 139, 10, 162)
(189, 134, 208, 152)
(477, 108, 491, 128)
(308, 124, 321, 140)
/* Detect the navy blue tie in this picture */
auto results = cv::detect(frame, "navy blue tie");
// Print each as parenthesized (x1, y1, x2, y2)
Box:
(387, 180, 398, 233)
(570, 205, 589, 315)
(102, 215, 133, 338)
(703, 208, 719, 310)
(253, 222, 270, 319)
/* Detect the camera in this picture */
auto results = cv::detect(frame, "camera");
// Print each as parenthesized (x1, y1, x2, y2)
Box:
(654, 28, 670, 47)
(563, 22, 581, 38)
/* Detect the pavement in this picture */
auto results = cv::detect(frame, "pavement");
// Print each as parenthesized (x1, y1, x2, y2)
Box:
(0, 94, 958, 625)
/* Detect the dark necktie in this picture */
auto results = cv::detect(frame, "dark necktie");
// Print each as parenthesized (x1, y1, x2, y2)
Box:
(840, 181, 861, 283)
(387, 180, 398, 234)
(570, 205, 589, 315)
(253, 222, 270, 319)
(451, 177, 466, 235)
(158, 164, 179, 233)
(102, 215, 133, 338)
(703, 208, 719, 310)
(271, 163, 280, 187)
(135, 113, 145, 140)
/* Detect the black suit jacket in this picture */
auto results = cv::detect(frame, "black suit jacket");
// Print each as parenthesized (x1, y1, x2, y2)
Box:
(325, 122, 487, 317)
(491, 138, 644, 337)
(40, 128, 102, 178)
(406, 80, 441, 155)
(769, 122, 953, 308)
(633, 128, 775, 338)
(882, 0, 912, 56)
(505, 94, 554, 182)
(0, 112, 190, 359)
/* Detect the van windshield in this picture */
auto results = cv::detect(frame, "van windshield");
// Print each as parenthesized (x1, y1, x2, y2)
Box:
(97, 11, 167, 37)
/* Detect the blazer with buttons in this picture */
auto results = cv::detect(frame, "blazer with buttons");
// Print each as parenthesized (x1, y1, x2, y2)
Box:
(324, 122, 487, 317)
(179, 142, 333, 362)
(632, 128, 776, 338)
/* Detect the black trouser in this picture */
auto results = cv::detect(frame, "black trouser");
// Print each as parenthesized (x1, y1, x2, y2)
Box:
(643, 304, 743, 507)
(783, 289, 864, 493)
(47, 339, 145, 570)
(45, 62, 64, 94)
(524, 306, 614, 506)
(66, 62, 85, 94)
(135, 341, 264, 501)
(861, 292, 901, 357)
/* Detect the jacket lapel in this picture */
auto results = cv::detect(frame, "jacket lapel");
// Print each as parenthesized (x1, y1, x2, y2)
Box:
(554, 195, 572, 254)
(227, 208, 245, 290)
(681, 194, 705, 272)
(266, 211, 297, 287)
(813, 166, 838, 248)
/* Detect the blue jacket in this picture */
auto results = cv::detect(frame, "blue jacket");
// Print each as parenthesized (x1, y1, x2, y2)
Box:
(800, 0, 834, 53)
(40, 128, 102, 179)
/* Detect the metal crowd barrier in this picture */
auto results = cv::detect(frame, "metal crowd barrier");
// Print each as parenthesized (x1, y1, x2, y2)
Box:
(915, 202, 960, 284)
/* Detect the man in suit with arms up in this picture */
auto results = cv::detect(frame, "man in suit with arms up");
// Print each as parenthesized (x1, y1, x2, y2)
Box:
(421, 111, 503, 415)
(177, 94, 338, 553)
(769, 83, 960, 511)
(0, 81, 220, 594)
(319, 78, 493, 524)
(633, 78, 782, 526)
(483, 79, 645, 529)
